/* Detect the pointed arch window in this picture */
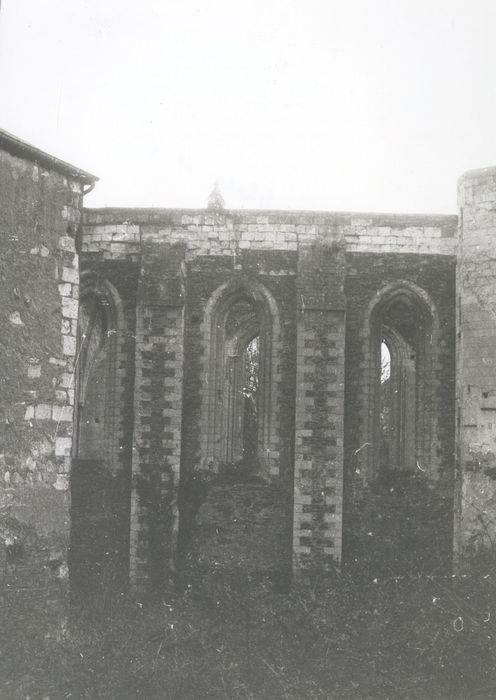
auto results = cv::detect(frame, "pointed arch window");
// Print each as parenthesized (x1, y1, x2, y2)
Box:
(201, 280, 280, 476)
(73, 277, 122, 464)
(367, 285, 437, 476)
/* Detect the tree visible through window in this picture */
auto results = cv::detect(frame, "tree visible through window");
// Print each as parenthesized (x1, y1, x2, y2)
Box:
(379, 340, 391, 470)
(242, 335, 259, 465)
(202, 280, 279, 478)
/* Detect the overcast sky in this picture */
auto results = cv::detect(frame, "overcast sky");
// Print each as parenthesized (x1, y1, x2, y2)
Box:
(1, 0, 495, 213)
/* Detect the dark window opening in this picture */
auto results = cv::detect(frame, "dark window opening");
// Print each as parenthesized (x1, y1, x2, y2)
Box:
(223, 298, 260, 467)
(370, 289, 433, 476)
(378, 331, 416, 472)
(75, 294, 108, 460)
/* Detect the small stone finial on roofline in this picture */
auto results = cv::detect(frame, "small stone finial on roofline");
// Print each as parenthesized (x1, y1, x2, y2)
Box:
(207, 181, 225, 210)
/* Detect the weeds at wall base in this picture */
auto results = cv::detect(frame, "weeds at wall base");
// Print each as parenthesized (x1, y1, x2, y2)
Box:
(2, 552, 496, 699)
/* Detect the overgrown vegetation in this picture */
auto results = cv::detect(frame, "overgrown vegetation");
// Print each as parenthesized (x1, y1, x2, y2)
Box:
(346, 470, 453, 578)
(2, 554, 496, 699)
(0, 470, 486, 699)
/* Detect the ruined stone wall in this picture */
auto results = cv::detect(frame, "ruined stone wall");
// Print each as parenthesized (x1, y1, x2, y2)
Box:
(3, 130, 490, 591)
(81, 208, 458, 587)
(0, 147, 85, 603)
(456, 167, 496, 559)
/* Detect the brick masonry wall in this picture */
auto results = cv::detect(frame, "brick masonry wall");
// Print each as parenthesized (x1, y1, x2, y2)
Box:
(294, 234, 346, 571)
(83, 208, 457, 261)
(129, 242, 185, 587)
(0, 147, 85, 603)
(456, 167, 496, 559)
(81, 207, 458, 583)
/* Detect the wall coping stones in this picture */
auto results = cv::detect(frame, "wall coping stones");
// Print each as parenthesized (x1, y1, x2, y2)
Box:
(84, 207, 458, 232)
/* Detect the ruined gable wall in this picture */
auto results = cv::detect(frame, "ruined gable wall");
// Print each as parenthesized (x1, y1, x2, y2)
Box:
(0, 147, 83, 602)
(81, 208, 458, 585)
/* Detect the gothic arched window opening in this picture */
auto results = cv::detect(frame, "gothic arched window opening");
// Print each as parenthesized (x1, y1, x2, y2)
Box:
(73, 277, 122, 465)
(369, 285, 435, 477)
(202, 280, 280, 477)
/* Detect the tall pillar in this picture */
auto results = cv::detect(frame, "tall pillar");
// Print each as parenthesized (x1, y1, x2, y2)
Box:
(129, 240, 186, 588)
(293, 233, 346, 573)
(456, 166, 496, 559)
